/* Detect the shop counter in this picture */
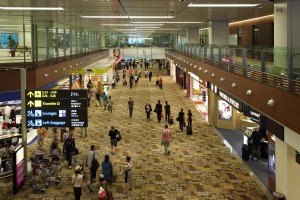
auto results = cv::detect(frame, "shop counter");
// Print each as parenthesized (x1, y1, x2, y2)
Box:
(240, 119, 258, 131)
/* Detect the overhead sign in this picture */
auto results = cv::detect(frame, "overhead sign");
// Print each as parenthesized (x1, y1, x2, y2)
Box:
(249, 108, 261, 123)
(218, 90, 243, 111)
(25, 90, 88, 127)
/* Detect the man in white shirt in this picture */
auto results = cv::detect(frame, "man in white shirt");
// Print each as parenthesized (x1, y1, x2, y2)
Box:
(86, 145, 98, 190)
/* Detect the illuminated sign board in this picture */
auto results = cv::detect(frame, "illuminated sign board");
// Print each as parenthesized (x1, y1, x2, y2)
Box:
(13, 144, 25, 195)
(218, 90, 242, 111)
(25, 90, 88, 127)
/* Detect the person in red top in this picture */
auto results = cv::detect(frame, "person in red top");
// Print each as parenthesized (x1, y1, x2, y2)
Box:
(159, 78, 163, 90)
(161, 125, 172, 155)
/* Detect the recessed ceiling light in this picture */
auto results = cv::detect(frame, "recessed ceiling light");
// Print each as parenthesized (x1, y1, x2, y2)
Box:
(188, 3, 259, 7)
(0, 7, 64, 10)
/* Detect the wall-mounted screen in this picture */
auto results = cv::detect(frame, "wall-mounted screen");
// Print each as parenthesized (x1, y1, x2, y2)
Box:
(218, 100, 232, 120)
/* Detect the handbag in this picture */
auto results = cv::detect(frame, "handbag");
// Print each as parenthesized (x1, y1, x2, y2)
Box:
(91, 152, 99, 170)
(160, 141, 164, 146)
(116, 131, 122, 141)
(176, 117, 179, 121)
(98, 186, 106, 199)
(154, 107, 157, 113)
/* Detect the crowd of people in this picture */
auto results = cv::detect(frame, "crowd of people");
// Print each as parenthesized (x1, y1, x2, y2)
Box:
(29, 62, 195, 200)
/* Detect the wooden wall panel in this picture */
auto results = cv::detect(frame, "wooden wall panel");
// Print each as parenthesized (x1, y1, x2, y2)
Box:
(167, 51, 300, 135)
(0, 50, 109, 92)
(229, 15, 274, 47)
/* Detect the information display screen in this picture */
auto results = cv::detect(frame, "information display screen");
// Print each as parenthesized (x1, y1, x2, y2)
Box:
(13, 144, 25, 195)
(25, 90, 88, 127)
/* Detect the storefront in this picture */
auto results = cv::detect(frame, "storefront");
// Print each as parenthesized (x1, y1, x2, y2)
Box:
(189, 72, 208, 122)
(176, 65, 185, 89)
(78, 59, 115, 96)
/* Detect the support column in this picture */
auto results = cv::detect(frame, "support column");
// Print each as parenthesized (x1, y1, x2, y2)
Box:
(274, 0, 300, 78)
(187, 28, 199, 44)
(100, 34, 105, 48)
(276, 137, 300, 199)
(208, 21, 229, 45)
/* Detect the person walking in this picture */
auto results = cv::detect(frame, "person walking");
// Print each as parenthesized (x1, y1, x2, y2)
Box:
(64, 133, 75, 168)
(72, 165, 83, 200)
(154, 100, 163, 123)
(248, 128, 263, 160)
(164, 101, 171, 122)
(148, 71, 152, 81)
(86, 145, 98, 190)
(109, 126, 119, 154)
(161, 125, 172, 155)
(107, 96, 113, 113)
(102, 92, 108, 110)
(121, 156, 132, 195)
(159, 78, 163, 90)
(101, 155, 113, 184)
(128, 97, 134, 117)
(129, 74, 134, 89)
(145, 103, 152, 121)
(155, 75, 160, 86)
(187, 109, 193, 126)
(178, 108, 185, 132)
(37, 127, 46, 149)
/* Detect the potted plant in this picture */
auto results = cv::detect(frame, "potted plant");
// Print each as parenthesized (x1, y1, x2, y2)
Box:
(8, 35, 17, 57)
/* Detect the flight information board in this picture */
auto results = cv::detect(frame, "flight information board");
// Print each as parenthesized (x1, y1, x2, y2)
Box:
(25, 90, 88, 127)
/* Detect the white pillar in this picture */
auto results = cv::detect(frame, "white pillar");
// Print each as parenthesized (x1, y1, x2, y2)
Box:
(274, 0, 300, 75)
(276, 136, 300, 200)
(208, 21, 229, 45)
(188, 28, 199, 44)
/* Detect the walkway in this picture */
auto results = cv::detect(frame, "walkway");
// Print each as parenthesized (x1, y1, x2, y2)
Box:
(1, 64, 270, 199)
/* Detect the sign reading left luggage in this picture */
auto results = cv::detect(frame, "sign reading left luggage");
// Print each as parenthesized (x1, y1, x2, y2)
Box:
(25, 90, 88, 128)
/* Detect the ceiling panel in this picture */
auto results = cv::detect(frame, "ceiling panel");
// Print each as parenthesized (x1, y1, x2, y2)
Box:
(0, 0, 274, 35)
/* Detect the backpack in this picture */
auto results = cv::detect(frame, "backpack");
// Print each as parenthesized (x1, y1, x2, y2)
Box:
(98, 186, 106, 199)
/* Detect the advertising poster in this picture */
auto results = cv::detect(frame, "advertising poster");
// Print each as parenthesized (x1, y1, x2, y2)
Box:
(268, 135, 276, 181)
(13, 145, 25, 195)
(113, 49, 121, 59)
(218, 100, 232, 120)
(70, 74, 82, 89)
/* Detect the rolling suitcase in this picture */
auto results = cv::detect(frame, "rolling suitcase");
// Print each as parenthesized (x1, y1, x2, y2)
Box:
(242, 144, 250, 161)
(168, 118, 173, 125)
(186, 125, 192, 135)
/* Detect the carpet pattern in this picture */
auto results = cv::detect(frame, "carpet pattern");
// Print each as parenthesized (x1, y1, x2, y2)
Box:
(0, 64, 269, 200)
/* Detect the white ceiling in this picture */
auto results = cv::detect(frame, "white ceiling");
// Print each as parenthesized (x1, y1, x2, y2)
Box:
(0, 0, 274, 35)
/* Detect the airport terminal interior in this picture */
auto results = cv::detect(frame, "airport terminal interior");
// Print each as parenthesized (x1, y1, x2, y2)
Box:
(0, 0, 300, 200)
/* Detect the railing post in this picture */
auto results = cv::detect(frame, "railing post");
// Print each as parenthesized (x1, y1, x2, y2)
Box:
(229, 48, 234, 71)
(218, 47, 222, 61)
(288, 48, 294, 91)
(242, 48, 247, 67)
(261, 49, 266, 73)
(210, 47, 214, 59)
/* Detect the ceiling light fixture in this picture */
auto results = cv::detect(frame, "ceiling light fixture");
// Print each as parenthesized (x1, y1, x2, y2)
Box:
(188, 3, 259, 7)
(82, 16, 174, 19)
(166, 22, 202, 24)
(81, 15, 128, 19)
(0, 7, 64, 10)
(129, 16, 174, 19)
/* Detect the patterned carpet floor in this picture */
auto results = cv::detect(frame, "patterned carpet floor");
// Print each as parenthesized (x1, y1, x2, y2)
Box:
(0, 64, 270, 200)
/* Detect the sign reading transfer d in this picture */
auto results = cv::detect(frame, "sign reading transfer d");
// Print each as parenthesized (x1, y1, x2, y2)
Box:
(25, 90, 88, 128)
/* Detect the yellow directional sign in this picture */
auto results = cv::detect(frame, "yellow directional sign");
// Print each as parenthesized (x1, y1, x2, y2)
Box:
(35, 91, 41, 98)
(27, 101, 34, 107)
(27, 91, 34, 98)
(34, 100, 42, 107)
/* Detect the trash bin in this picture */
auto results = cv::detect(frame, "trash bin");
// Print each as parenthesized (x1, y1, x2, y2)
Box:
(273, 192, 285, 200)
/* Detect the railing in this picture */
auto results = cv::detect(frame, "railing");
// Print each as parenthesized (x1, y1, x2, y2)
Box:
(168, 49, 300, 96)
(0, 49, 109, 70)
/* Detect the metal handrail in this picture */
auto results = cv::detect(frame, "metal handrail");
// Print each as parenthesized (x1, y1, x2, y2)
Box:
(167, 49, 300, 96)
